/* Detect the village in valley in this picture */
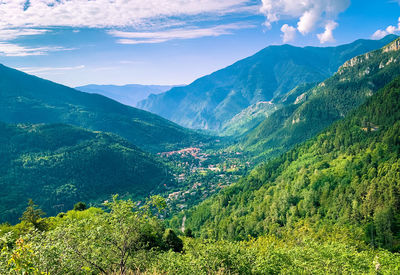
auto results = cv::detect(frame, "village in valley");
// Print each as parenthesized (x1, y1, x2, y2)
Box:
(157, 145, 251, 213)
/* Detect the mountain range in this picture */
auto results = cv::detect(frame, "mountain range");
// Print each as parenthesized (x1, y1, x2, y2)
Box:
(0, 64, 205, 152)
(75, 84, 176, 107)
(0, 64, 207, 222)
(1, 31, 400, 273)
(138, 35, 398, 131)
(240, 37, 400, 161)
(184, 73, 400, 250)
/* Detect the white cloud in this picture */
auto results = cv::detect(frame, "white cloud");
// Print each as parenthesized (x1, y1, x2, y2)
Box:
(17, 65, 85, 74)
(0, 28, 72, 56)
(0, 0, 257, 53)
(109, 23, 254, 44)
(260, 0, 350, 43)
(280, 24, 296, 43)
(0, 0, 254, 29)
(297, 9, 321, 35)
(0, 43, 72, 56)
(0, 28, 50, 41)
(117, 39, 169, 45)
(317, 20, 338, 43)
(372, 17, 400, 39)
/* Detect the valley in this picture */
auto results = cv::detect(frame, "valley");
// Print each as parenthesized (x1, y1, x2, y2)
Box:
(1, 28, 400, 273)
(157, 144, 251, 214)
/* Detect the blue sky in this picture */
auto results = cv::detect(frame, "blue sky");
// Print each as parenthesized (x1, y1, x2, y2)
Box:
(0, 0, 399, 87)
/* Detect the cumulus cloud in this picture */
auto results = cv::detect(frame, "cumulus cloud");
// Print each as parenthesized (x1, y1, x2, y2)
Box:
(317, 20, 338, 43)
(280, 24, 296, 43)
(109, 23, 254, 44)
(260, 0, 350, 43)
(372, 17, 400, 39)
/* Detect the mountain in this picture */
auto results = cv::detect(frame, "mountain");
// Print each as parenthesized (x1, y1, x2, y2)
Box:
(0, 123, 172, 223)
(242, 37, 400, 161)
(138, 35, 398, 131)
(75, 84, 176, 107)
(221, 82, 317, 137)
(0, 64, 205, 152)
(220, 101, 279, 137)
(183, 76, 400, 250)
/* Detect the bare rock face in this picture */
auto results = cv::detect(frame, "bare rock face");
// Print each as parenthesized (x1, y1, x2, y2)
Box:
(383, 38, 400, 53)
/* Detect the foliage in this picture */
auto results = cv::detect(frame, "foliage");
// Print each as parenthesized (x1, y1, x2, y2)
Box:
(1, 36, 400, 275)
(150, 228, 400, 274)
(163, 229, 183, 252)
(73, 202, 87, 211)
(0, 64, 207, 152)
(221, 101, 280, 137)
(184, 228, 194, 238)
(184, 76, 400, 251)
(20, 199, 46, 231)
(139, 35, 396, 131)
(0, 123, 172, 223)
(243, 37, 400, 162)
(2, 198, 400, 274)
(0, 196, 186, 274)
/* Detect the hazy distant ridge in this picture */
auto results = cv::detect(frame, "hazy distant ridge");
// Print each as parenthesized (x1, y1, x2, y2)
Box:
(75, 84, 176, 107)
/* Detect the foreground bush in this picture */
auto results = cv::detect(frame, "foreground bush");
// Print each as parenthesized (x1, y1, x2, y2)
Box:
(1, 198, 400, 274)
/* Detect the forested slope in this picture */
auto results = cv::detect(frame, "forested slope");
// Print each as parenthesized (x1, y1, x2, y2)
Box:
(0, 123, 171, 223)
(184, 76, 400, 251)
(139, 35, 397, 131)
(0, 64, 204, 152)
(242, 38, 400, 162)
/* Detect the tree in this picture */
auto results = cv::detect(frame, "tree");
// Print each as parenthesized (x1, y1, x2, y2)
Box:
(73, 202, 87, 211)
(184, 228, 194, 238)
(163, 229, 183, 252)
(37, 195, 167, 274)
(20, 199, 46, 230)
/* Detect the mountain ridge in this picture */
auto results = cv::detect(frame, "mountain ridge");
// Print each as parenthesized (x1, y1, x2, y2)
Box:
(183, 75, 400, 250)
(0, 64, 206, 152)
(75, 84, 176, 107)
(138, 35, 398, 131)
(241, 37, 400, 161)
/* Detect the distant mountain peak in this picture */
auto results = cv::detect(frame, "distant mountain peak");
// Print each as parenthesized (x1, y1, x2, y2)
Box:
(138, 36, 398, 132)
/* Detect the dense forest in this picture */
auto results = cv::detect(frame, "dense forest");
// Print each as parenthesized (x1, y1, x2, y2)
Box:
(182, 76, 400, 251)
(0, 64, 206, 152)
(2, 69, 400, 275)
(139, 36, 396, 131)
(242, 37, 400, 162)
(0, 123, 172, 223)
(1, 37, 400, 274)
(1, 196, 400, 274)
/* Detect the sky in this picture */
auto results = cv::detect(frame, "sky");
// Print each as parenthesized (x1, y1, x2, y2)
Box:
(0, 0, 399, 87)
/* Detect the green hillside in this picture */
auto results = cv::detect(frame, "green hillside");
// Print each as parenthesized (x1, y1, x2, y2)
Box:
(183, 76, 400, 250)
(138, 35, 397, 131)
(221, 82, 317, 137)
(0, 123, 171, 223)
(3, 197, 400, 274)
(242, 37, 400, 161)
(0, 65, 204, 152)
(220, 101, 279, 137)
